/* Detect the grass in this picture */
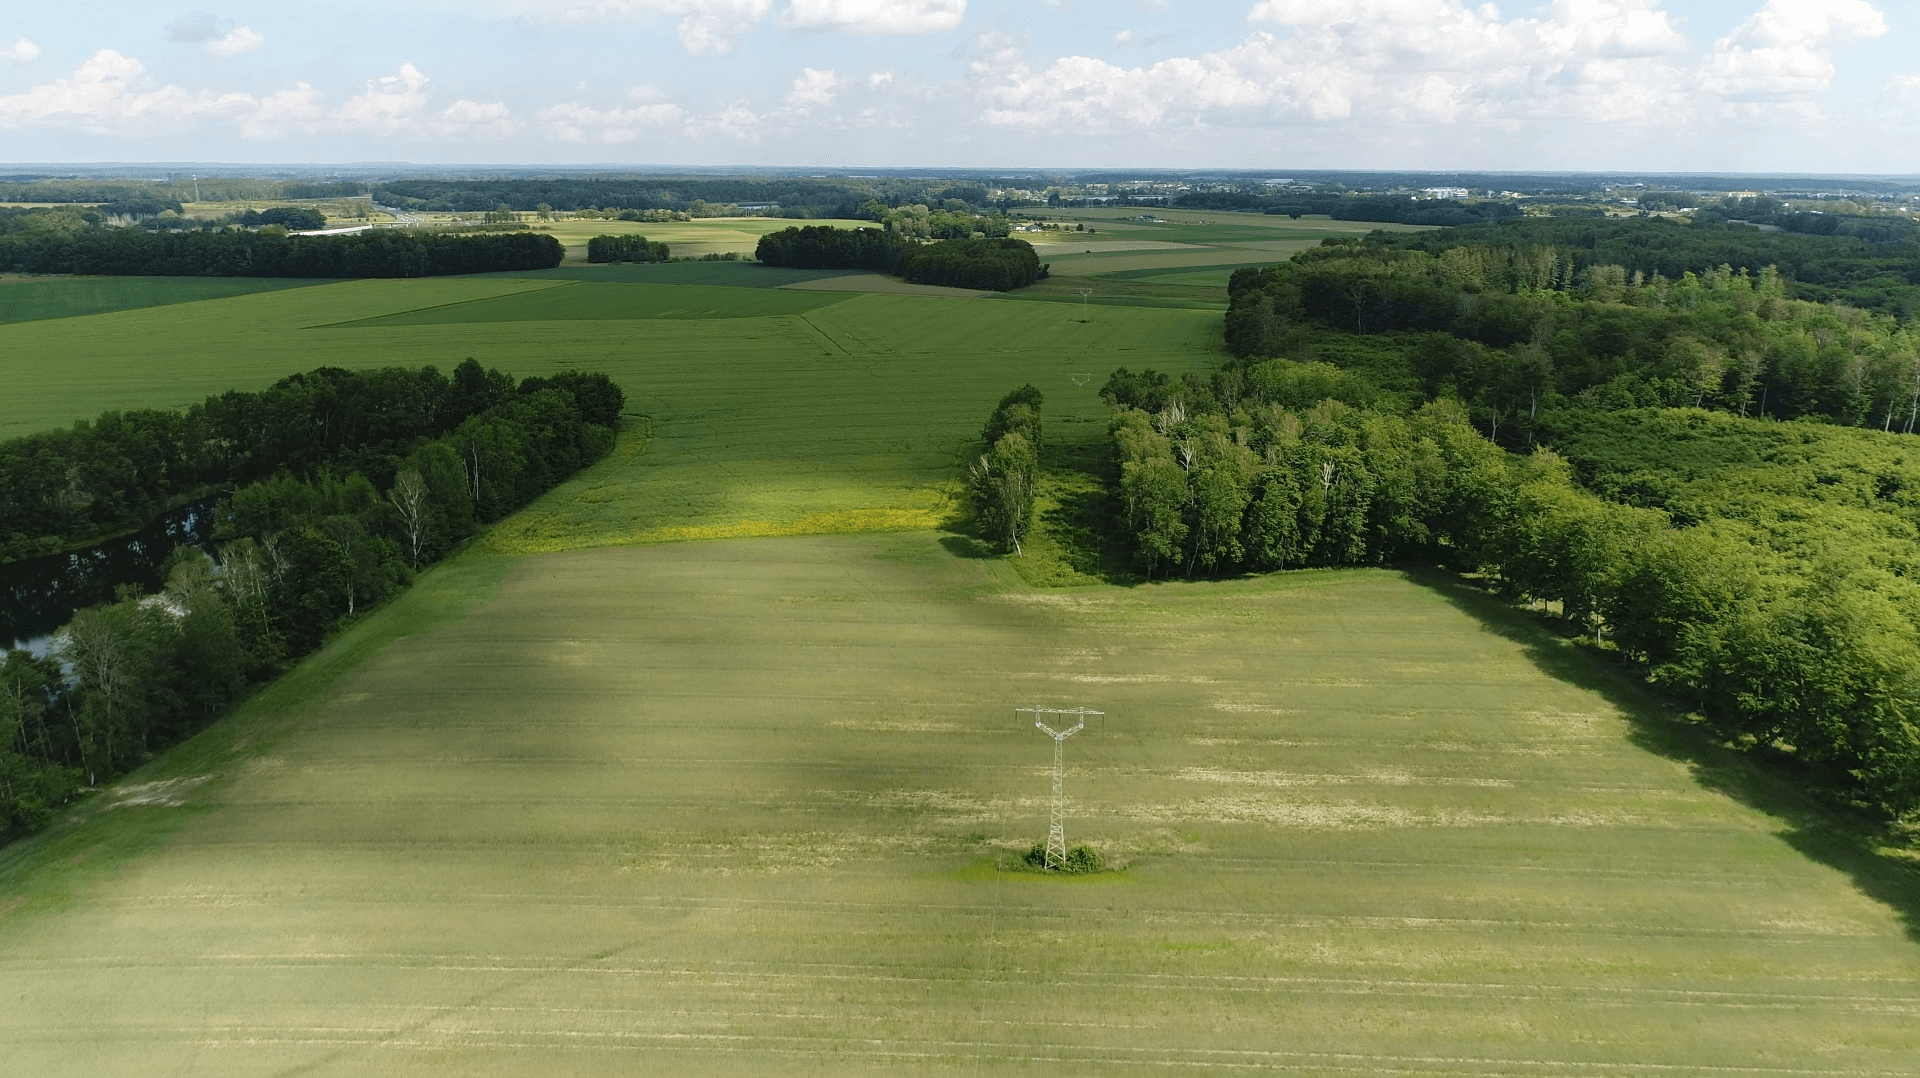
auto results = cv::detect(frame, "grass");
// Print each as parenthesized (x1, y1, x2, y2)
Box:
(340, 281, 854, 325)
(474, 261, 866, 287)
(0, 276, 1224, 545)
(533, 216, 873, 262)
(4, 254, 1920, 1074)
(1025, 209, 1433, 280)
(4, 533, 1918, 1075)
(0, 275, 335, 324)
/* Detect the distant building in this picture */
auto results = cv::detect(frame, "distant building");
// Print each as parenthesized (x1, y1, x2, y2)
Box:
(1420, 187, 1471, 200)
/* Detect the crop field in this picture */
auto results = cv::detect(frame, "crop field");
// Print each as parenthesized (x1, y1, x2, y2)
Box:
(341, 281, 853, 325)
(476, 262, 865, 287)
(5, 534, 1919, 1076)
(1026, 210, 1431, 279)
(0, 275, 334, 324)
(0, 275, 1222, 545)
(5, 226, 1920, 1076)
(534, 217, 873, 262)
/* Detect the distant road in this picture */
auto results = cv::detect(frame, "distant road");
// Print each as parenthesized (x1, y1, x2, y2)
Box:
(373, 203, 426, 225)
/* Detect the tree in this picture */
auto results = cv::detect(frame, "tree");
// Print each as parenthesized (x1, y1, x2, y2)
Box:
(62, 602, 141, 784)
(969, 433, 1038, 554)
(389, 469, 429, 568)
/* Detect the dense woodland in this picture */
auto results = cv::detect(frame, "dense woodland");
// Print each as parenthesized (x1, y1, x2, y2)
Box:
(755, 225, 1043, 291)
(1227, 236, 1920, 442)
(0, 223, 561, 278)
(586, 234, 670, 263)
(0, 360, 623, 562)
(1098, 215, 1920, 826)
(0, 365, 624, 833)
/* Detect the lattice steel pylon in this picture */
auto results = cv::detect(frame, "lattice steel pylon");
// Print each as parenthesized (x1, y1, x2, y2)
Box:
(1018, 706, 1103, 870)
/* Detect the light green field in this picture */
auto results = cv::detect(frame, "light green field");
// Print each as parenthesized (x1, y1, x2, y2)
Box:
(3, 536, 1918, 1075)
(476, 262, 864, 288)
(1023, 211, 1429, 280)
(537, 216, 873, 262)
(0, 277, 1222, 545)
(341, 281, 852, 325)
(5, 260, 1920, 1075)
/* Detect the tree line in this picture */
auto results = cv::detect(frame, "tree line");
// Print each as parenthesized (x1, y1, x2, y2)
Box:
(1099, 360, 1920, 822)
(1226, 236, 1920, 444)
(755, 226, 1044, 291)
(586, 234, 670, 263)
(0, 227, 561, 278)
(370, 177, 1008, 218)
(0, 360, 622, 563)
(1, 364, 624, 835)
(967, 386, 1043, 554)
(1362, 215, 1920, 320)
(900, 237, 1044, 291)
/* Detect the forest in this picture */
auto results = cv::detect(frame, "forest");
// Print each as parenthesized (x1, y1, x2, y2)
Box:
(0, 364, 624, 833)
(586, 234, 671, 263)
(1093, 215, 1920, 827)
(0, 224, 562, 278)
(755, 226, 1042, 291)
(1226, 236, 1920, 441)
(1358, 215, 1920, 319)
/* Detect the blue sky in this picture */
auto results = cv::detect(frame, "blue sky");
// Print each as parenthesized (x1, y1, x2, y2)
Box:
(1, 1, 1916, 171)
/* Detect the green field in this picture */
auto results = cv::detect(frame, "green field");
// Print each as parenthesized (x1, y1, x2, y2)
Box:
(0, 276, 1222, 543)
(477, 261, 866, 287)
(0, 275, 334, 324)
(1027, 210, 1430, 280)
(4, 535, 1918, 1075)
(341, 281, 853, 325)
(535, 216, 873, 262)
(5, 245, 1920, 1076)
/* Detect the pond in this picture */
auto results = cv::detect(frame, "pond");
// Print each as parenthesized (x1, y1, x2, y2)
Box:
(2, 499, 218, 656)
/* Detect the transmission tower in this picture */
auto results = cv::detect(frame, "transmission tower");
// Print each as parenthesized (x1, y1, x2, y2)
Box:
(1018, 706, 1103, 870)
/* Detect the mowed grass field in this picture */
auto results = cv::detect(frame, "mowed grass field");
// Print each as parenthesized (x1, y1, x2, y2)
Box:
(3, 537, 1918, 1075)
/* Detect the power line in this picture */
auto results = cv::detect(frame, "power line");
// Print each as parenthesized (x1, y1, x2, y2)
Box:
(1017, 706, 1102, 870)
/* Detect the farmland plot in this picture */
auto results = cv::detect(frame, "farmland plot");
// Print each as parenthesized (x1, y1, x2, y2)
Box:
(2, 537, 1916, 1076)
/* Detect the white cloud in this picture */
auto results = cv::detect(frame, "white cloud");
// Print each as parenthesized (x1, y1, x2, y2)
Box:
(0, 49, 252, 131)
(783, 67, 838, 112)
(431, 99, 518, 139)
(1697, 0, 1887, 101)
(206, 26, 266, 59)
(335, 62, 431, 135)
(783, 0, 965, 34)
(868, 70, 893, 86)
(688, 100, 763, 141)
(539, 86, 684, 142)
(2, 38, 39, 63)
(978, 0, 1695, 134)
(531, 0, 773, 55)
(235, 83, 323, 138)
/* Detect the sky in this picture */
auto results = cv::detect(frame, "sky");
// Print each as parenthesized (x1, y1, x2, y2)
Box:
(1, 0, 1917, 172)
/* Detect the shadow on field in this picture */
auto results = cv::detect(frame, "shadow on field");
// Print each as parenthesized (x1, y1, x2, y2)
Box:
(1404, 564, 1920, 946)
(938, 535, 997, 560)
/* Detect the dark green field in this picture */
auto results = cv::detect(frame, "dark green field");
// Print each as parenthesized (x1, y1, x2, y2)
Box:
(0, 276, 334, 324)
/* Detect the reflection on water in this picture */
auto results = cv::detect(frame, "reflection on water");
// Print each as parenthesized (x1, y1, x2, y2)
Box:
(2, 499, 218, 654)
